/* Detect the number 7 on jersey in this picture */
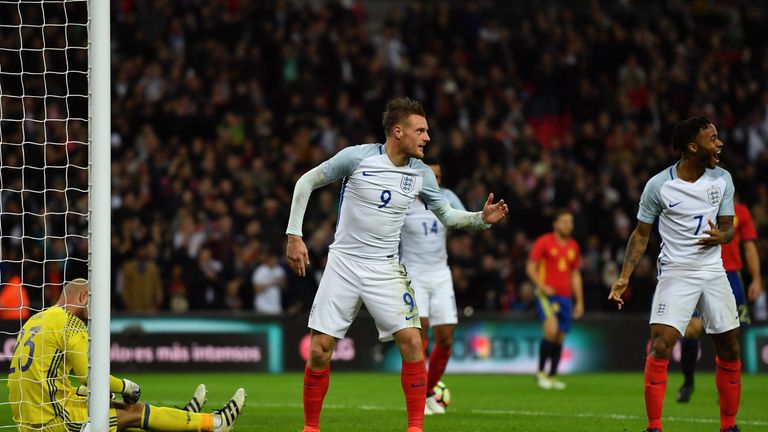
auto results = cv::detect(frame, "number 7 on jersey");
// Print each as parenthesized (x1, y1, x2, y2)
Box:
(693, 215, 703, 235)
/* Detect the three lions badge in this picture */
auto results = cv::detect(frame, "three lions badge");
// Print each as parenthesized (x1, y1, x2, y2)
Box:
(400, 175, 415, 194)
(707, 187, 721, 207)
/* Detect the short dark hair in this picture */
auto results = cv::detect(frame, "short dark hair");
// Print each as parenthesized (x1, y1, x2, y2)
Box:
(381, 97, 426, 138)
(553, 208, 572, 221)
(671, 117, 711, 151)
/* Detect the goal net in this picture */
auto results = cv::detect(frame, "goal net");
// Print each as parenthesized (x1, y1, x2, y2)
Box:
(0, 0, 110, 429)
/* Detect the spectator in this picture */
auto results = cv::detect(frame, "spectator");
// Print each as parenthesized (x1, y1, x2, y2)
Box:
(186, 247, 224, 310)
(0, 276, 30, 321)
(167, 264, 189, 313)
(119, 242, 163, 312)
(251, 251, 286, 315)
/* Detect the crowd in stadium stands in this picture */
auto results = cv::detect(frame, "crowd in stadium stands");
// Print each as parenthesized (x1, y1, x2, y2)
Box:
(0, 0, 90, 316)
(3, 1, 767, 319)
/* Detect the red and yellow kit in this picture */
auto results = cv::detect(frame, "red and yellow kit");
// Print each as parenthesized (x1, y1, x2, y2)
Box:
(721, 203, 757, 272)
(529, 232, 581, 297)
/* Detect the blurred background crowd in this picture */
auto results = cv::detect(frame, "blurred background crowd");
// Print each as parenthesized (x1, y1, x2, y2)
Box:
(1, 0, 767, 320)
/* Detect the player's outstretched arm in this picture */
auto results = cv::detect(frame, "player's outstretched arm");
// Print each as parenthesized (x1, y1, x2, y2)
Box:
(608, 221, 652, 310)
(420, 162, 506, 229)
(429, 193, 508, 230)
(74, 376, 140, 403)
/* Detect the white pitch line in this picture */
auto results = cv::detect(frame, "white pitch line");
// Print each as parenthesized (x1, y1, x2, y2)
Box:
(472, 409, 768, 426)
(476, 410, 768, 426)
(232, 402, 768, 426)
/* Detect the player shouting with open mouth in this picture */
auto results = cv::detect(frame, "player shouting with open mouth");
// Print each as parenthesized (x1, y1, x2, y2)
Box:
(285, 97, 508, 432)
(609, 117, 741, 432)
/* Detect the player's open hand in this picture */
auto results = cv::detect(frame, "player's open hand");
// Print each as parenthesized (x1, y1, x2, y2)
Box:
(697, 220, 724, 249)
(481, 193, 509, 224)
(608, 278, 628, 310)
(573, 302, 584, 319)
(286, 235, 310, 277)
(748, 278, 763, 301)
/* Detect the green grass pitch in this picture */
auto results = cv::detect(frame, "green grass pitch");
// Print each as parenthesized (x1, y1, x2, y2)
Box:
(2, 372, 767, 431)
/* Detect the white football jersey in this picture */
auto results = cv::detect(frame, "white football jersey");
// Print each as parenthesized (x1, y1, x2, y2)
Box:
(638, 163, 735, 272)
(320, 144, 450, 260)
(400, 189, 465, 268)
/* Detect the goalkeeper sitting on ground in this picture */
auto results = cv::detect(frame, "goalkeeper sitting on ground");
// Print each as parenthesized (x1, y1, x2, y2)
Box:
(7, 278, 246, 432)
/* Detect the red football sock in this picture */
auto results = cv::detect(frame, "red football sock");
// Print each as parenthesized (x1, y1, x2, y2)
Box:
(427, 345, 451, 394)
(715, 357, 741, 430)
(644, 356, 668, 431)
(303, 363, 330, 429)
(401, 359, 427, 429)
(421, 338, 428, 362)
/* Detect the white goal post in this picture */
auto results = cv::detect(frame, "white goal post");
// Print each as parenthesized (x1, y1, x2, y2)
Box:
(0, 0, 110, 429)
(88, 0, 111, 430)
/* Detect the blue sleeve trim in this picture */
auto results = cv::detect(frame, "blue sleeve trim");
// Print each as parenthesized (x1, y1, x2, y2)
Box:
(336, 176, 350, 229)
(143, 404, 151, 429)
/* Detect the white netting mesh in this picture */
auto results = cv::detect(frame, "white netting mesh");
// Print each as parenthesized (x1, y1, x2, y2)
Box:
(0, 0, 89, 428)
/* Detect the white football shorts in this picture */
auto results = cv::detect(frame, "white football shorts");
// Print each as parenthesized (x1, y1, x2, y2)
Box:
(408, 265, 458, 326)
(309, 251, 421, 342)
(650, 268, 739, 336)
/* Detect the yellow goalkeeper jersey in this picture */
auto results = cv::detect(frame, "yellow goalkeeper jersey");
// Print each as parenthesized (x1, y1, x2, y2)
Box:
(7, 306, 90, 425)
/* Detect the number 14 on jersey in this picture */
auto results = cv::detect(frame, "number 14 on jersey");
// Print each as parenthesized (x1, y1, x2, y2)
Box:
(422, 220, 438, 236)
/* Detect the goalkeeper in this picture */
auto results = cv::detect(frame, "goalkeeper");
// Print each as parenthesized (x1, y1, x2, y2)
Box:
(7, 278, 246, 432)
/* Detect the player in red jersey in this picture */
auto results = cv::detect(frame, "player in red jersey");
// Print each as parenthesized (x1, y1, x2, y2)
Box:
(526, 209, 584, 390)
(676, 201, 763, 403)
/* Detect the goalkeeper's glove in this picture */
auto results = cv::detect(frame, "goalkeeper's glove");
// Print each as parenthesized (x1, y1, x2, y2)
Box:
(121, 378, 141, 404)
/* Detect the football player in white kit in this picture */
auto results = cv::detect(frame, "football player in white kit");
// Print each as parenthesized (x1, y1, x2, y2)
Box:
(608, 117, 742, 432)
(285, 98, 509, 432)
(399, 158, 464, 415)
